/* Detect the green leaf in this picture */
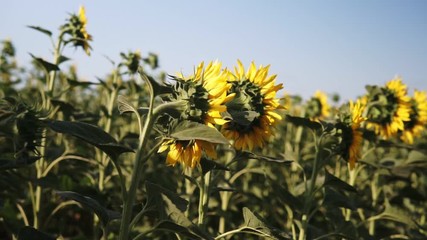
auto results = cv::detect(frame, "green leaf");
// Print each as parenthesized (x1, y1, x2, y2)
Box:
(27, 25, 52, 37)
(29, 53, 59, 72)
(67, 78, 96, 88)
(47, 120, 134, 160)
(55, 191, 121, 227)
(405, 150, 427, 165)
(57, 55, 71, 65)
(18, 226, 56, 240)
(0, 156, 40, 170)
(154, 220, 207, 240)
(171, 121, 229, 144)
(376, 200, 416, 227)
(145, 182, 213, 240)
(285, 114, 322, 130)
(117, 95, 139, 115)
(145, 181, 188, 213)
(323, 187, 356, 210)
(242, 207, 290, 240)
(200, 158, 229, 175)
(273, 183, 302, 212)
(324, 169, 357, 193)
(236, 151, 293, 164)
(138, 68, 171, 96)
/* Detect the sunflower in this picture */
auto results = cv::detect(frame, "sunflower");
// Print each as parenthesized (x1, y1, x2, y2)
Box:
(62, 6, 93, 56)
(221, 60, 283, 151)
(171, 61, 235, 127)
(306, 90, 331, 121)
(336, 100, 366, 169)
(400, 90, 427, 144)
(159, 61, 234, 168)
(77, 6, 92, 55)
(158, 139, 217, 168)
(365, 78, 411, 139)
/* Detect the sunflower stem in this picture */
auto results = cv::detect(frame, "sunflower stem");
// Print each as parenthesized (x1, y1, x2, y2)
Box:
(299, 132, 322, 240)
(218, 148, 234, 234)
(118, 93, 185, 239)
(197, 167, 212, 229)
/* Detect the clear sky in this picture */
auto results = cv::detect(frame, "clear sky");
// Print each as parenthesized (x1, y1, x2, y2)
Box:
(2, 0, 427, 101)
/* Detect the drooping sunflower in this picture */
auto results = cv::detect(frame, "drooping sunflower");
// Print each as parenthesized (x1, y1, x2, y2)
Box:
(158, 139, 217, 168)
(365, 78, 411, 139)
(400, 90, 427, 144)
(336, 100, 367, 169)
(159, 61, 234, 168)
(306, 90, 331, 121)
(221, 60, 284, 151)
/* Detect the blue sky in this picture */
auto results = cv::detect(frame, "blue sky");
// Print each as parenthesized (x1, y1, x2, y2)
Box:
(2, 0, 426, 101)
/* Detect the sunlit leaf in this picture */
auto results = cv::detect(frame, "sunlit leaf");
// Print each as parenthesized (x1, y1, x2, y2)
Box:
(375, 200, 416, 228)
(56, 191, 121, 227)
(171, 121, 229, 144)
(117, 95, 138, 115)
(47, 120, 133, 160)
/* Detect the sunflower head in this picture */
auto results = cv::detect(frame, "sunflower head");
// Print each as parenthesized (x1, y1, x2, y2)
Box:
(158, 139, 217, 168)
(62, 6, 93, 56)
(221, 60, 283, 151)
(0, 98, 45, 158)
(334, 100, 367, 169)
(364, 78, 411, 139)
(400, 90, 427, 144)
(305, 90, 331, 121)
(168, 61, 234, 127)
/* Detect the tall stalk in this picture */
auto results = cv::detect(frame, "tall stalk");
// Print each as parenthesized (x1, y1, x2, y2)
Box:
(32, 30, 65, 229)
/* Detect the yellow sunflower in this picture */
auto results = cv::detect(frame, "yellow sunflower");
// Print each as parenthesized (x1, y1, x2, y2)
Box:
(336, 100, 367, 170)
(221, 60, 283, 151)
(77, 6, 93, 55)
(306, 90, 331, 121)
(365, 78, 411, 139)
(347, 100, 367, 169)
(173, 61, 235, 126)
(158, 139, 217, 168)
(62, 6, 93, 56)
(400, 90, 427, 144)
(159, 61, 234, 168)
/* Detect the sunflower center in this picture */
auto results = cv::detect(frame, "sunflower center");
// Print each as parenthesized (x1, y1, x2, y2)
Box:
(172, 79, 210, 123)
(225, 80, 264, 133)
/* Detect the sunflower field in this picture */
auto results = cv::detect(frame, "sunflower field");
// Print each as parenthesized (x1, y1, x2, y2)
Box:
(1, 6, 427, 240)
